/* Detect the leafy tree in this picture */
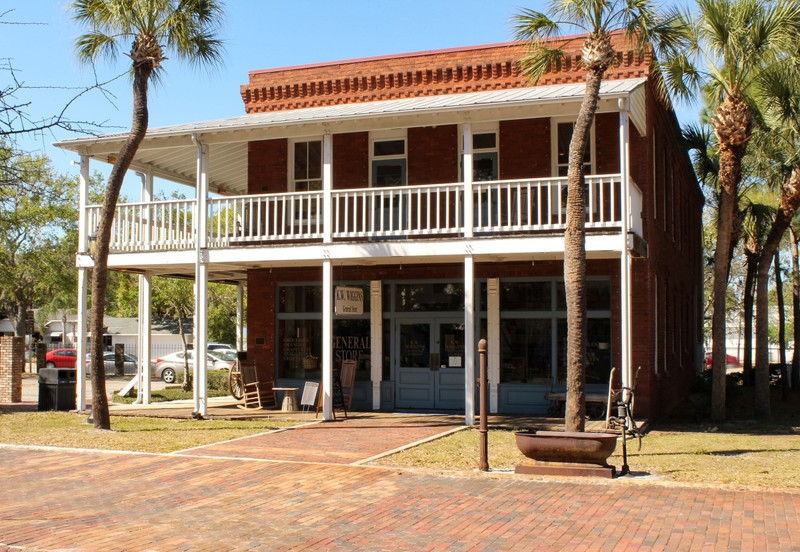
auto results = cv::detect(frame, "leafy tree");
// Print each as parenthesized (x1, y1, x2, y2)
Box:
(0, 143, 77, 339)
(665, 0, 800, 420)
(72, 0, 225, 429)
(152, 276, 194, 391)
(208, 282, 239, 345)
(514, 0, 686, 431)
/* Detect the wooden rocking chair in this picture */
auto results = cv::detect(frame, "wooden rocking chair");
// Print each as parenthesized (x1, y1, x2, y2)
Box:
(237, 361, 262, 410)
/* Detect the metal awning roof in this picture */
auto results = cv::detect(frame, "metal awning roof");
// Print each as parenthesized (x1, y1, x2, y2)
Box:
(56, 77, 648, 195)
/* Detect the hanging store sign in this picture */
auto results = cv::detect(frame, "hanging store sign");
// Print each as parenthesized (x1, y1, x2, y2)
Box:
(335, 286, 364, 315)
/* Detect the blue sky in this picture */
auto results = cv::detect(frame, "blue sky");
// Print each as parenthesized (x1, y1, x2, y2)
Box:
(2, 1, 696, 197)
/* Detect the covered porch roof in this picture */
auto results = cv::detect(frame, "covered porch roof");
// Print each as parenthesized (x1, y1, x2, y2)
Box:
(56, 78, 647, 195)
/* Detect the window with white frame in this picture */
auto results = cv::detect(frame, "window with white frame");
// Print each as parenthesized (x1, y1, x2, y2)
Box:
(292, 139, 323, 191)
(371, 134, 407, 187)
(552, 119, 593, 177)
(462, 127, 499, 182)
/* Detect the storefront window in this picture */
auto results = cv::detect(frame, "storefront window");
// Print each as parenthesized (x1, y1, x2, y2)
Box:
(501, 281, 552, 311)
(500, 319, 551, 383)
(555, 280, 611, 311)
(556, 318, 612, 384)
(277, 284, 370, 381)
(394, 282, 464, 312)
(501, 279, 611, 384)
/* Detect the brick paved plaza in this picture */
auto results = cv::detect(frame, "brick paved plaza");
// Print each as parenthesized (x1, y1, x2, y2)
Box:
(1, 417, 799, 551)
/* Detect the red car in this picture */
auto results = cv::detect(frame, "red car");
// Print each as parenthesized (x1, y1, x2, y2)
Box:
(45, 348, 78, 368)
(705, 352, 740, 367)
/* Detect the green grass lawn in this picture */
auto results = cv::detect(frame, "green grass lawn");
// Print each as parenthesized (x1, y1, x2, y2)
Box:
(373, 423, 800, 489)
(0, 411, 299, 453)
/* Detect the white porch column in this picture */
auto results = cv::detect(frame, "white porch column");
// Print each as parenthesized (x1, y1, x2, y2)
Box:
(464, 253, 475, 425)
(322, 132, 333, 244)
(619, 99, 632, 389)
(193, 136, 210, 417)
(487, 278, 500, 413)
(138, 275, 152, 404)
(137, 171, 153, 404)
(236, 282, 245, 351)
(321, 258, 333, 420)
(370, 280, 382, 410)
(75, 155, 90, 412)
(462, 122, 474, 238)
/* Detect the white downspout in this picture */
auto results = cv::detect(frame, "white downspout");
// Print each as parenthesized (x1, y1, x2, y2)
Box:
(75, 155, 90, 413)
(619, 98, 632, 390)
(192, 133, 209, 418)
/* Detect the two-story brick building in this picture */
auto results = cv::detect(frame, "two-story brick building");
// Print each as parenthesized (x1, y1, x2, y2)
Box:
(58, 33, 703, 422)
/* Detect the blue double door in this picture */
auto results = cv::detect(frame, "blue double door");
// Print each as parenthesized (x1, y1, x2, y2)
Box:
(395, 318, 465, 410)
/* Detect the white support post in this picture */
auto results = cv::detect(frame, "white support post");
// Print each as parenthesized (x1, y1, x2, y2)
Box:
(138, 275, 152, 404)
(619, 99, 632, 390)
(464, 253, 475, 425)
(76, 269, 89, 412)
(322, 258, 333, 420)
(487, 278, 500, 413)
(462, 122, 474, 238)
(236, 282, 245, 351)
(322, 132, 333, 244)
(75, 155, 90, 412)
(193, 136, 209, 417)
(370, 280, 382, 410)
(138, 171, 153, 404)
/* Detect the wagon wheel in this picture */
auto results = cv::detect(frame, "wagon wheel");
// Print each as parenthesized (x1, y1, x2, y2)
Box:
(228, 360, 244, 400)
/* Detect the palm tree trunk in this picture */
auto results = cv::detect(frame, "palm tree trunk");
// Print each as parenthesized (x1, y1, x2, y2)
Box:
(742, 250, 758, 385)
(775, 251, 790, 400)
(753, 167, 800, 418)
(791, 226, 800, 390)
(90, 62, 153, 429)
(563, 68, 602, 432)
(710, 184, 736, 420)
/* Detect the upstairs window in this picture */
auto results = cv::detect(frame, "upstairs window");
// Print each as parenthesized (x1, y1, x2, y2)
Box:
(472, 132, 498, 181)
(292, 140, 322, 191)
(553, 120, 593, 177)
(371, 137, 407, 187)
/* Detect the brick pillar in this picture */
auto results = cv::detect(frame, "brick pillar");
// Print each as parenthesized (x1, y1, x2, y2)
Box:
(0, 336, 24, 403)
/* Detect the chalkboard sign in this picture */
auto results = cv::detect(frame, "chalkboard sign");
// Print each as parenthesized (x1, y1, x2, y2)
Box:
(332, 368, 347, 417)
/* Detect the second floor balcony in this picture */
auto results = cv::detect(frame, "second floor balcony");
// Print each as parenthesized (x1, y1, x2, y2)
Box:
(85, 174, 641, 255)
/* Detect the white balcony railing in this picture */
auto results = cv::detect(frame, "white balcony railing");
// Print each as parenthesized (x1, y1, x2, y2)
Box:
(87, 174, 639, 254)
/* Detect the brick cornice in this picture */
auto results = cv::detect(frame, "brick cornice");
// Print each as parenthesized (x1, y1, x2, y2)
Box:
(240, 34, 651, 114)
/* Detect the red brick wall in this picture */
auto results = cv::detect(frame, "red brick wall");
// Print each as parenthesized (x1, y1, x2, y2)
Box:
(499, 118, 550, 179)
(248, 139, 288, 194)
(247, 269, 277, 382)
(595, 112, 620, 174)
(333, 132, 369, 189)
(0, 336, 23, 403)
(241, 33, 650, 113)
(408, 126, 458, 184)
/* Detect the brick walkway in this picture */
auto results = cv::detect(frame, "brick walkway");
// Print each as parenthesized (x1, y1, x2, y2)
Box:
(180, 415, 464, 464)
(1, 442, 799, 551)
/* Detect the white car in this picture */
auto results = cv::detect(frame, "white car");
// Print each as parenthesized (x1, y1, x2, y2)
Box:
(154, 350, 234, 383)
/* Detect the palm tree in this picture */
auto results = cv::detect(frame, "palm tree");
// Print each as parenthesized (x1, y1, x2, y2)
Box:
(664, 0, 800, 421)
(72, 0, 224, 429)
(514, 0, 686, 431)
(751, 59, 800, 416)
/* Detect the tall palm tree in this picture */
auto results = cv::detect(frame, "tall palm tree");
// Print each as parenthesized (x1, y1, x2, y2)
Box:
(72, 0, 225, 429)
(664, 0, 800, 421)
(752, 59, 800, 416)
(514, 0, 686, 431)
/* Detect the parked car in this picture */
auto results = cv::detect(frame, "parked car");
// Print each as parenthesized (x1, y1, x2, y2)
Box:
(44, 348, 78, 369)
(705, 351, 740, 367)
(154, 350, 234, 384)
(85, 352, 142, 376)
(207, 342, 236, 353)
